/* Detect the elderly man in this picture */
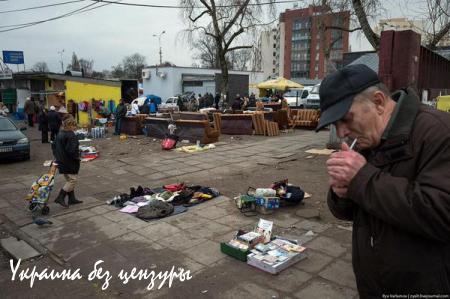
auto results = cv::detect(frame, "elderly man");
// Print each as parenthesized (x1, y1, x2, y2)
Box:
(316, 64, 450, 297)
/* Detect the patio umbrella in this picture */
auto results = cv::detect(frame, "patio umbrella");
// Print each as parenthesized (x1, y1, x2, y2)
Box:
(256, 77, 303, 91)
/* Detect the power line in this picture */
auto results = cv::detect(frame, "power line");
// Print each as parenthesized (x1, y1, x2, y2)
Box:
(0, 1, 110, 32)
(0, 0, 293, 33)
(0, 0, 87, 14)
(89, 0, 301, 9)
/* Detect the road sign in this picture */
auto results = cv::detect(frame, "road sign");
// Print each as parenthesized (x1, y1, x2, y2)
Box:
(2, 51, 24, 64)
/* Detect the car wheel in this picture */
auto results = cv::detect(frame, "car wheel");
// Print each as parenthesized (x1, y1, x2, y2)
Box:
(24, 154, 30, 161)
(299, 105, 304, 109)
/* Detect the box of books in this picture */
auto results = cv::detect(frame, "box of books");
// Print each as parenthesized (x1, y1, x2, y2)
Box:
(247, 238, 307, 274)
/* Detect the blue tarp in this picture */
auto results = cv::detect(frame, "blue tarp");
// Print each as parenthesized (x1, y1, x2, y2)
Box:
(143, 94, 161, 105)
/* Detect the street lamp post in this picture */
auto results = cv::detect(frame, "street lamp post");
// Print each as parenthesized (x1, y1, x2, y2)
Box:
(153, 31, 166, 66)
(57, 49, 65, 73)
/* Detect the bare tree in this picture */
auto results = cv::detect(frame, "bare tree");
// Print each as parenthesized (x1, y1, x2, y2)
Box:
(67, 52, 81, 71)
(79, 58, 94, 75)
(111, 53, 147, 80)
(180, 0, 276, 97)
(228, 48, 252, 71)
(31, 62, 49, 72)
(192, 33, 220, 68)
(192, 31, 251, 70)
(351, 0, 449, 50)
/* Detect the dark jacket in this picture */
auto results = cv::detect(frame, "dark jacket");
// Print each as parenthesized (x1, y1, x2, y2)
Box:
(328, 88, 450, 297)
(140, 104, 149, 114)
(24, 100, 35, 115)
(115, 103, 127, 119)
(53, 130, 80, 174)
(47, 110, 61, 131)
(38, 111, 48, 131)
(231, 97, 242, 110)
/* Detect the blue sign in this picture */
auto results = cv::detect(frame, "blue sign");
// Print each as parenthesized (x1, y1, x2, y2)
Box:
(2, 51, 24, 64)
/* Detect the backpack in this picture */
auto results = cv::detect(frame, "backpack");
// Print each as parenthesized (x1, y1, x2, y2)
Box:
(281, 186, 305, 206)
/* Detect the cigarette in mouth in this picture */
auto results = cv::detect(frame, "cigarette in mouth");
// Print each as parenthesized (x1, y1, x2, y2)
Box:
(349, 138, 358, 150)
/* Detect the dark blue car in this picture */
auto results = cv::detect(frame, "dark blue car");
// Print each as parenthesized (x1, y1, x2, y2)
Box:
(0, 116, 30, 160)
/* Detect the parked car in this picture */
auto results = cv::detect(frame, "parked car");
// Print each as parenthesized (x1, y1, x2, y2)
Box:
(305, 83, 320, 109)
(283, 86, 313, 108)
(159, 97, 179, 109)
(0, 116, 30, 160)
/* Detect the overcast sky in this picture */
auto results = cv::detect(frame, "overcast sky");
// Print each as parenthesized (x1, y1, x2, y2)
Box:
(0, 0, 416, 73)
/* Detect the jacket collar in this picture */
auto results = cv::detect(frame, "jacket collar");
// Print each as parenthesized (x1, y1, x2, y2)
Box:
(370, 88, 420, 166)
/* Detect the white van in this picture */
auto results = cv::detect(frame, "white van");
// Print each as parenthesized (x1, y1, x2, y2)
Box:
(305, 83, 320, 109)
(283, 86, 313, 108)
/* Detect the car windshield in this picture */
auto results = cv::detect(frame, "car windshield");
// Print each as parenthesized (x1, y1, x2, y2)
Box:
(0, 118, 18, 131)
(311, 85, 320, 94)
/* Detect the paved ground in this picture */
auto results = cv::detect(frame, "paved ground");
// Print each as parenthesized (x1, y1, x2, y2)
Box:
(0, 125, 357, 298)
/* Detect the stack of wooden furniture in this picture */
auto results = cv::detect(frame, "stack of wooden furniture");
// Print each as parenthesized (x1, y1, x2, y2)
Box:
(251, 112, 266, 135)
(289, 109, 320, 129)
(265, 121, 280, 136)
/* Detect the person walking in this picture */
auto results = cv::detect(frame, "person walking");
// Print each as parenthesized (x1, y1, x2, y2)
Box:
(53, 117, 82, 207)
(24, 97, 35, 127)
(48, 106, 62, 142)
(114, 99, 127, 135)
(316, 64, 450, 297)
(38, 107, 49, 143)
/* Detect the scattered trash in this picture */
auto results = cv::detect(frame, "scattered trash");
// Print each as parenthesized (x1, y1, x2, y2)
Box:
(305, 148, 335, 155)
(120, 134, 128, 141)
(201, 290, 208, 294)
(43, 160, 52, 167)
(176, 144, 216, 153)
(305, 155, 314, 159)
(32, 215, 53, 226)
(181, 139, 190, 144)
(305, 230, 315, 237)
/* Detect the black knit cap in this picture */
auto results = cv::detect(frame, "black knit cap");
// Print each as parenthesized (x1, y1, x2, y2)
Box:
(315, 64, 380, 131)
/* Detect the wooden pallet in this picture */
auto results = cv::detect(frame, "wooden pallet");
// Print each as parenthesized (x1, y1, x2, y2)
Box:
(252, 112, 266, 135)
(265, 120, 279, 136)
(213, 113, 222, 134)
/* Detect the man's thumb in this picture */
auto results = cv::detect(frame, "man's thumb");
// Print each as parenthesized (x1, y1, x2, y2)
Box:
(341, 142, 350, 151)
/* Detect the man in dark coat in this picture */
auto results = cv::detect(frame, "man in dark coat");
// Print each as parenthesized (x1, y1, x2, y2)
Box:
(231, 94, 243, 111)
(214, 93, 220, 109)
(47, 106, 62, 142)
(53, 117, 82, 207)
(38, 107, 49, 143)
(24, 97, 35, 127)
(114, 99, 127, 135)
(316, 64, 450, 297)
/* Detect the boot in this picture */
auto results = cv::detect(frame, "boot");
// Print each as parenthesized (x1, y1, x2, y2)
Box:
(68, 191, 83, 205)
(54, 189, 68, 207)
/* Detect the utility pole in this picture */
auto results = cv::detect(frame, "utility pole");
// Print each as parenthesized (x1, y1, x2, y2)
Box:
(153, 31, 166, 66)
(58, 49, 65, 73)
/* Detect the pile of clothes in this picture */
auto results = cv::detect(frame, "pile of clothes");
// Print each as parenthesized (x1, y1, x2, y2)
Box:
(107, 183, 220, 221)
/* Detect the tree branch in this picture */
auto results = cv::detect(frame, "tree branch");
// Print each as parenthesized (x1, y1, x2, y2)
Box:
(325, 26, 362, 32)
(352, 0, 380, 50)
(426, 21, 450, 49)
(189, 9, 210, 23)
(228, 45, 253, 52)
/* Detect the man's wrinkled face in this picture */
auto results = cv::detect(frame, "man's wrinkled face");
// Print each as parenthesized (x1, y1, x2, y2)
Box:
(334, 96, 384, 150)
